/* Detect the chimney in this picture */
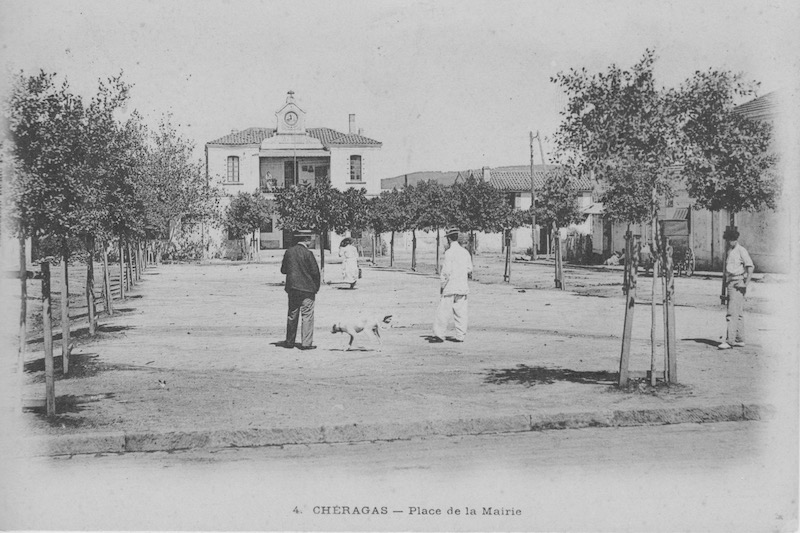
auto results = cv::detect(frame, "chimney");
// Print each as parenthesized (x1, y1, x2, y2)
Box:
(349, 114, 356, 134)
(482, 167, 490, 181)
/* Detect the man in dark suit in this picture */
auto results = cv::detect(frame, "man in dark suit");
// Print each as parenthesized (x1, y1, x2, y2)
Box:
(280, 232, 321, 350)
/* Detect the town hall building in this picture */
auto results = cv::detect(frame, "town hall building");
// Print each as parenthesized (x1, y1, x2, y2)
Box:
(205, 91, 382, 256)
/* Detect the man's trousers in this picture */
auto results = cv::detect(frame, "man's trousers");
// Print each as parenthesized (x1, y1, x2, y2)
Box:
(286, 290, 315, 347)
(433, 294, 468, 341)
(726, 281, 745, 344)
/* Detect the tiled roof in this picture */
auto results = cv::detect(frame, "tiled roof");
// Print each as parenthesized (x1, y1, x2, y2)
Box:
(328, 133, 382, 146)
(734, 91, 778, 121)
(207, 127, 381, 147)
(488, 165, 594, 192)
(208, 127, 274, 145)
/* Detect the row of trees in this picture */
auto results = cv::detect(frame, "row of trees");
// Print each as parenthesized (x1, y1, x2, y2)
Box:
(4, 70, 219, 385)
(551, 49, 779, 385)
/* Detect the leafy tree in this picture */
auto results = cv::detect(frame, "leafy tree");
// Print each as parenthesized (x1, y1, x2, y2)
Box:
(679, 70, 779, 225)
(372, 188, 406, 267)
(414, 180, 452, 272)
(275, 182, 343, 281)
(224, 191, 273, 261)
(334, 187, 371, 236)
(551, 50, 685, 385)
(534, 169, 585, 288)
(451, 175, 519, 256)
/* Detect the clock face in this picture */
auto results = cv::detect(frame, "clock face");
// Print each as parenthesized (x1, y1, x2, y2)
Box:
(284, 111, 298, 126)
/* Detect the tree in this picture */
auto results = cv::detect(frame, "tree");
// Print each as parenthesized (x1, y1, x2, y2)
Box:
(414, 180, 452, 272)
(275, 182, 343, 282)
(535, 169, 585, 288)
(334, 187, 371, 236)
(224, 191, 273, 261)
(372, 188, 405, 267)
(552, 50, 684, 386)
(451, 175, 519, 256)
(678, 70, 779, 302)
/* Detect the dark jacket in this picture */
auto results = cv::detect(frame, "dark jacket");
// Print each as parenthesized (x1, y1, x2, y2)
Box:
(281, 243, 321, 294)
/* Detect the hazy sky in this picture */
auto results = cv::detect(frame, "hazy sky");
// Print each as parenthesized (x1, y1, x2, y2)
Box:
(2, 0, 798, 179)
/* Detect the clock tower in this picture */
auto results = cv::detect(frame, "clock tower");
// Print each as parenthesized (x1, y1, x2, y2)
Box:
(275, 90, 306, 134)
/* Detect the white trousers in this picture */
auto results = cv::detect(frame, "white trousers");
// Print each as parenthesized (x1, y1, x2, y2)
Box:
(433, 294, 468, 341)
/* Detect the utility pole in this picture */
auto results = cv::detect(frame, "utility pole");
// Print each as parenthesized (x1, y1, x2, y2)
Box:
(530, 130, 548, 261)
(530, 132, 537, 260)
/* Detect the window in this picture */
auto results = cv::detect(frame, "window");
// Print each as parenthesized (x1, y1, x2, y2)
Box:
(260, 218, 274, 233)
(227, 156, 240, 182)
(349, 155, 362, 182)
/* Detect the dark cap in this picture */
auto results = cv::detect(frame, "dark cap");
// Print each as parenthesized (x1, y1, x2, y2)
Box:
(294, 230, 313, 240)
(445, 227, 460, 237)
(723, 228, 740, 241)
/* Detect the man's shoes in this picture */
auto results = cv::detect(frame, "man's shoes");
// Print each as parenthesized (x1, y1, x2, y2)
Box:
(280, 341, 295, 349)
(298, 345, 317, 351)
(428, 337, 444, 343)
(733, 342, 746, 347)
(450, 338, 464, 343)
(718, 342, 732, 350)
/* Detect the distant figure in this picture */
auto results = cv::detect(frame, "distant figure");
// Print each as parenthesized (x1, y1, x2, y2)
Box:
(280, 232, 320, 350)
(338, 237, 359, 289)
(432, 228, 473, 342)
(718, 228, 754, 350)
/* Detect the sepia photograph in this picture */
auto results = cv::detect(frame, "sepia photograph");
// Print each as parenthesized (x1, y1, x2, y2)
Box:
(1, 0, 798, 531)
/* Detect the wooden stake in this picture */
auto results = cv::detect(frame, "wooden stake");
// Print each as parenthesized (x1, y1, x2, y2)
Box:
(119, 238, 126, 298)
(42, 262, 55, 417)
(86, 236, 96, 336)
(102, 242, 114, 315)
(60, 240, 71, 375)
(618, 229, 635, 387)
(390, 231, 395, 267)
(18, 234, 27, 375)
(664, 241, 677, 382)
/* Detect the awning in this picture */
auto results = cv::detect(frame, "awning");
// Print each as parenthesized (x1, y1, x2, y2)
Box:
(660, 207, 689, 220)
(582, 202, 605, 215)
(258, 149, 330, 157)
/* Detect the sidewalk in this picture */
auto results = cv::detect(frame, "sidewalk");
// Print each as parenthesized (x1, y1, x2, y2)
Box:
(10, 259, 795, 456)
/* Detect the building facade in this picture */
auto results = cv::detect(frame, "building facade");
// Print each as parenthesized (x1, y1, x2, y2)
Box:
(205, 91, 382, 257)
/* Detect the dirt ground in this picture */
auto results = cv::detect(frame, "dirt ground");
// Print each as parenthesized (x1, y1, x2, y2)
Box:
(7, 246, 794, 438)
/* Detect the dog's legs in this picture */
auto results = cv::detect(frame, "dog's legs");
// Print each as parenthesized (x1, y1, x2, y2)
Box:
(346, 333, 355, 351)
(374, 327, 383, 349)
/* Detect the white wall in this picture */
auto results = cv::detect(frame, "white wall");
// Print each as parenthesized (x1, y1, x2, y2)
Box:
(330, 146, 382, 195)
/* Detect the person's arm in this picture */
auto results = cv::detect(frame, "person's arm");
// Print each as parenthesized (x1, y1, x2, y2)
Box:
(281, 250, 289, 275)
(309, 251, 321, 292)
(440, 250, 452, 294)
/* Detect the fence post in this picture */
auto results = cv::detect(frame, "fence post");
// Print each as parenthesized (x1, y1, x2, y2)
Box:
(60, 240, 71, 375)
(42, 262, 55, 417)
(102, 242, 114, 315)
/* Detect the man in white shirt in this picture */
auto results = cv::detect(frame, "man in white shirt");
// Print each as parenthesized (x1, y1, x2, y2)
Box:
(718, 228, 754, 350)
(432, 228, 473, 342)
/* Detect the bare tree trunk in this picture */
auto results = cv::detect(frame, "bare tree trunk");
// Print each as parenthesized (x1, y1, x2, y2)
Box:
(411, 230, 417, 271)
(390, 231, 395, 267)
(18, 234, 27, 376)
(119, 237, 126, 299)
(435, 230, 440, 273)
(60, 239, 71, 375)
(371, 232, 376, 263)
(618, 227, 636, 387)
(650, 214, 658, 387)
(319, 229, 326, 283)
(126, 241, 134, 287)
(102, 242, 113, 316)
(41, 262, 55, 417)
(86, 236, 96, 336)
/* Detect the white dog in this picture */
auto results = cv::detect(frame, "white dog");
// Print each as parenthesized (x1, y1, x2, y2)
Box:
(331, 315, 393, 351)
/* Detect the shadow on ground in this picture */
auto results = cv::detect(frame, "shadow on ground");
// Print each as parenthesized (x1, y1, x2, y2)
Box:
(484, 364, 617, 386)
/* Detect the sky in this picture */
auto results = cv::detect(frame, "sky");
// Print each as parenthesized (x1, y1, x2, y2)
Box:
(1, 0, 798, 180)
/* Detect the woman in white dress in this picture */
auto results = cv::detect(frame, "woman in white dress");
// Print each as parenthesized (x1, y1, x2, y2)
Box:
(338, 238, 359, 288)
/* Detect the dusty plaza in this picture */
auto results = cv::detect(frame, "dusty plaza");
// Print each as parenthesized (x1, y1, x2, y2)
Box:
(11, 249, 793, 440)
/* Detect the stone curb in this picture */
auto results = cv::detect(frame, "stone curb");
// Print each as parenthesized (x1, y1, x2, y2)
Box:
(28, 403, 774, 456)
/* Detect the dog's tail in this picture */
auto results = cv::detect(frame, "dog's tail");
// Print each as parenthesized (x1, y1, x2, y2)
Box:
(382, 315, 393, 324)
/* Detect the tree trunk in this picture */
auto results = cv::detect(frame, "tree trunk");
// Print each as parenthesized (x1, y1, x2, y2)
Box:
(102, 242, 114, 316)
(86, 236, 96, 336)
(722, 211, 736, 304)
(18, 234, 27, 376)
(371, 233, 376, 264)
(411, 230, 417, 271)
(41, 261, 55, 417)
(503, 229, 512, 283)
(319, 229, 326, 283)
(127, 241, 134, 287)
(60, 239, 71, 375)
(553, 222, 562, 289)
(650, 214, 658, 387)
(390, 231, 395, 267)
(618, 227, 635, 387)
(119, 238, 126, 299)
(435, 230, 440, 273)
(663, 239, 677, 383)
